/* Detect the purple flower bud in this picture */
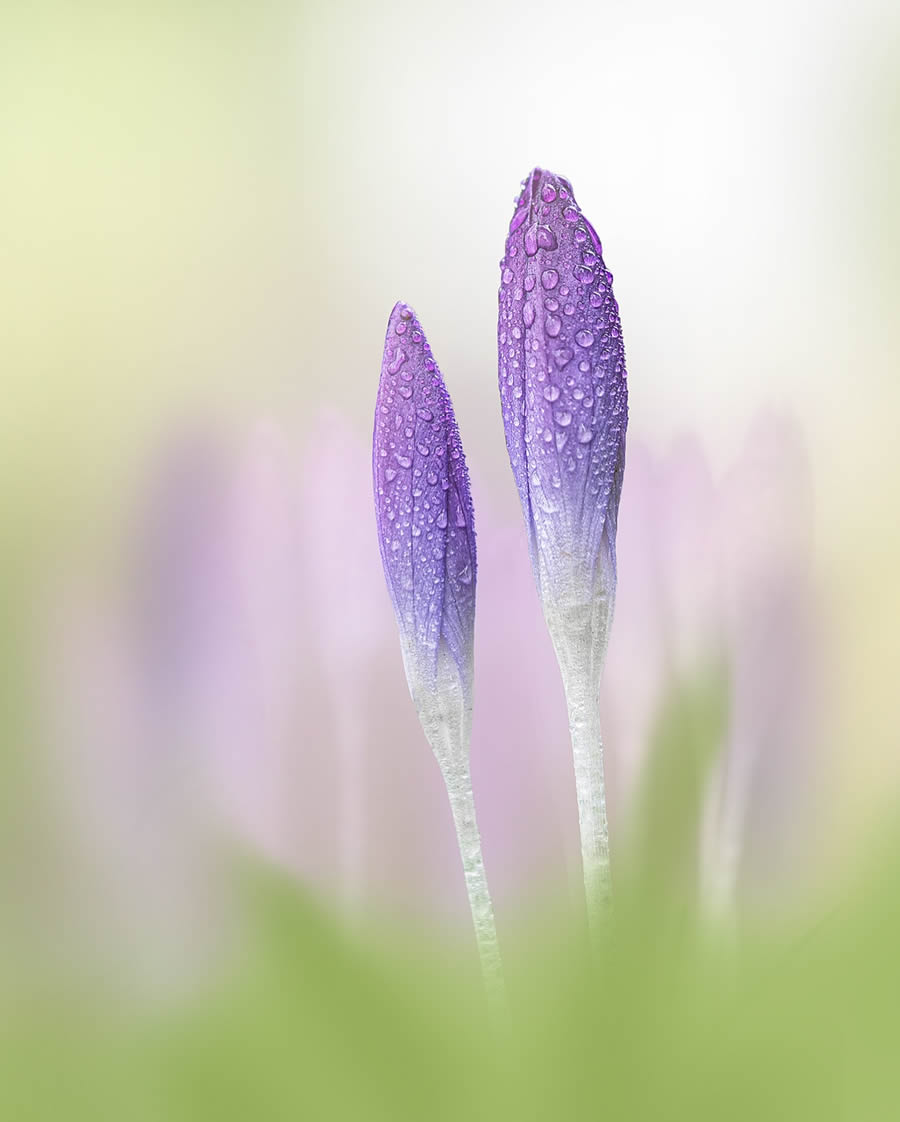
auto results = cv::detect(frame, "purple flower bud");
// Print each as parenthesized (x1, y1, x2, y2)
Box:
(373, 302, 477, 707)
(498, 168, 628, 609)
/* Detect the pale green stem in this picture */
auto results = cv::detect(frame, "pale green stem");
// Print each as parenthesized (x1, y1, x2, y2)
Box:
(405, 643, 506, 1012)
(442, 755, 506, 1011)
(546, 589, 614, 942)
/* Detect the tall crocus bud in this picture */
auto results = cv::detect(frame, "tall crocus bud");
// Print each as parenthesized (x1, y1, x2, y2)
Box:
(374, 302, 503, 1003)
(498, 168, 628, 935)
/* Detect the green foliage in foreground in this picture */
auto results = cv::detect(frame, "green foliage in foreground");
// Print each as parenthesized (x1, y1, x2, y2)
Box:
(2, 673, 898, 1120)
(2, 840, 900, 1122)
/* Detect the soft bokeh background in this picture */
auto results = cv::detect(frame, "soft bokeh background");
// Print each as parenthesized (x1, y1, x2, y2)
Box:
(3, 0, 900, 1116)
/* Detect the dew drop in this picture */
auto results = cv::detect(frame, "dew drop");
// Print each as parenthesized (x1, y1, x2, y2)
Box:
(524, 225, 538, 256)
(436, 509, 448, 529)
(417, 407, 433, 421)
(555, 431, 568, 452)
(554, 410, 572, 427)
(576, 329, 594, 348)
(553, 348, 573, 368)
(541, 268, 559, 290)
(395, 454, 412, 469)
(543, 383, 560, 402)
(524, 274, 536, 291)
(509, 207, 528, 233)
(398, 385, 412, 398)
(545, 315, 561, 337)
(523, 301, 536, 327)
(574, 265, 594, 285)
(387, 349, 407, 375)
(541, 183, 557, 202)
(563, 206, 579, 223)
(385, 467, 397, 482)
(536, 226, 558, 250)
(502, 267, 514, 284)
(577, 424, 594, 444)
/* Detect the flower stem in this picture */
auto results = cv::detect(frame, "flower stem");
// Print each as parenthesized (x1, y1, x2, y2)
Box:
(443, 758, 506, 1011)
(547, 595, 614, 942)
(561, 660, 612, 938)
(411, 646, 506, 1013)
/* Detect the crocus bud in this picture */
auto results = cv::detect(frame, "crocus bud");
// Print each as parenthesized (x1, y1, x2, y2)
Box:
(374, 303, 504, 1001)
(498, 167, 628, 623)
(498, 168, 629, 932)
(373, 302, 476, 744)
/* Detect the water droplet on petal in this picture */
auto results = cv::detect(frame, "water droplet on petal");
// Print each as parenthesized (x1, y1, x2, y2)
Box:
(385, 467, 397, 482)
(541, 183, 557, 202)
(417, 407, 433, 421)
(509, 207, 528, 233)
(554, 410, 572, 427)
(436, 509, 448, 529)
(541, 269, 559, 290)
(502, 267, 514, 284)
(387, 349, 407, 375)
(577, 424, 594, 444)
(545, 315, 561, 337)
(563, 206, 579, 223)
(523, 301, 536, 327)
(536, 226, 557, 250)
(543, 384, 560, 402)
(524, 275, 536, 292)
(553, 348, 573, 368)
(524, 225, 538, 256)
(576, 329, 594, 348)
(395, 453, 412, 469)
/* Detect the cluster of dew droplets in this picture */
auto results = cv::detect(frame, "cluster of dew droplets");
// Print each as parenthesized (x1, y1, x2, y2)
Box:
(498, 169, 628, 565)
(375, 304, 475, 682)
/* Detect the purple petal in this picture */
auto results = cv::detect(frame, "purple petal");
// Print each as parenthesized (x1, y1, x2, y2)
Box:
(499, 168, 628, 602)
(373, 302, 476, 697)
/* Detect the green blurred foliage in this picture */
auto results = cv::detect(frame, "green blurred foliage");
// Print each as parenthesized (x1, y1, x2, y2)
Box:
(2, 677, 899, 1121)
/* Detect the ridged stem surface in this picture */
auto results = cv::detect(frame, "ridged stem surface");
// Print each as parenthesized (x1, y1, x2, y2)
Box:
(547, 592, 613, 941)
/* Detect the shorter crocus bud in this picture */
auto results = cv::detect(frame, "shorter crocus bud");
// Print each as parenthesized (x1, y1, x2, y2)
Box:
(373, 303, 502, 1002)
(373, 302, 476, 741)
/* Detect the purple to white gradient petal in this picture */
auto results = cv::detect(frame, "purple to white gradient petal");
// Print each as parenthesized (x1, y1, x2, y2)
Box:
(498, 168, 627, 605)
(373, 302, 476, 701)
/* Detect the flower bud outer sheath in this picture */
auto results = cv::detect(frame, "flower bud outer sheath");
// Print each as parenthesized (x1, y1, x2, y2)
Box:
(498, 168, 627, 613)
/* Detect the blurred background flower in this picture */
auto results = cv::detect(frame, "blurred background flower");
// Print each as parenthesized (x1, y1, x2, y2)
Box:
(34, 398, 824, 981)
